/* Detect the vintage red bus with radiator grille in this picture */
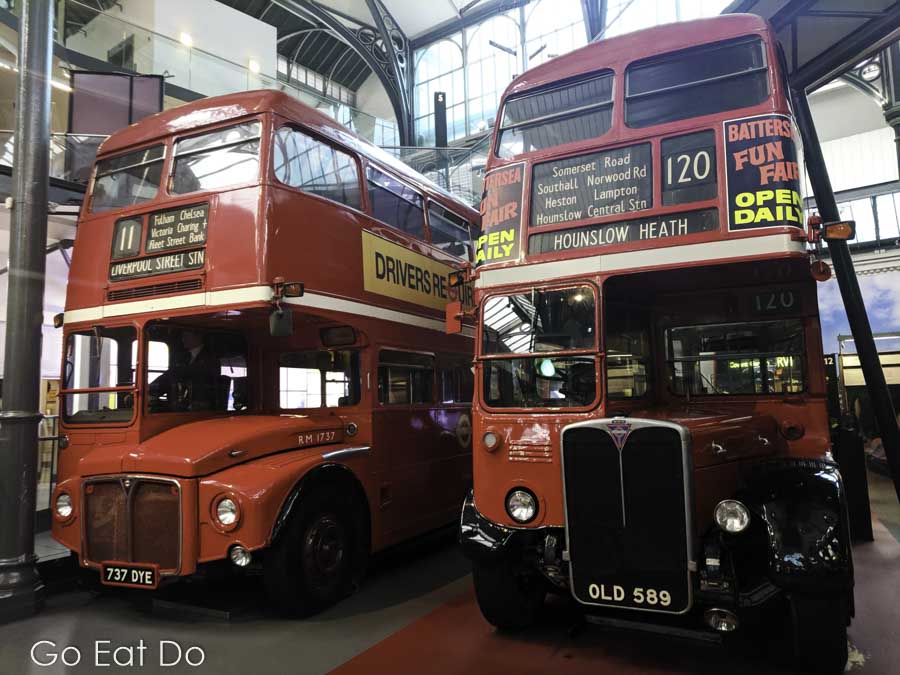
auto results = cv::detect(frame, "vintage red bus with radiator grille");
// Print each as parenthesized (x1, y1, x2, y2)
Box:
(51, 90, 478, 615)
(451, 14, 853, 674)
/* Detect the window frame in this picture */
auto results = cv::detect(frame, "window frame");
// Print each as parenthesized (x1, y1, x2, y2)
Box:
(277, 349, 362, 411)
(425, 202, 474, 261)
(624, 35, 769, 129)
(377, 348, 436, 407)
(663, 318, 807, 398)
(479, 282, 600, 359)
(89, 143, 167, 214)
(270, 123, 364, 212)
(365, 164, 429, 242)
(167, 118, 263, 197)
(494, 70, 615, 159)
(141, 321, 251, 416)
(60, 325, 140, 426)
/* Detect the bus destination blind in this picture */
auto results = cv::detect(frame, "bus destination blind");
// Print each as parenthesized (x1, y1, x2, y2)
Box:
(530, 143, 652, 227)
(109, 249, 206, 281)
(145, 203, 209, 253)
(528, 208, 718, 254)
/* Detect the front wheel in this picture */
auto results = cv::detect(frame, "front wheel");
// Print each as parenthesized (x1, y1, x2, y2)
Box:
(472, 560, 546, 631)
(789, 592, 849, 674)
(264, 488, 360, 616)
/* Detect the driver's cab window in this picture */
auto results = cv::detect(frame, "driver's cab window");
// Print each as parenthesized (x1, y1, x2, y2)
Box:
(279, 350, 361, 409)
(605, 303, 651, 399)
(145, 323, 249, 413)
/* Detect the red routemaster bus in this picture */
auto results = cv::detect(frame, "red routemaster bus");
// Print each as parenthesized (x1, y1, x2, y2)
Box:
(51, 90, 478, 615)
(453, 14, 853, 674)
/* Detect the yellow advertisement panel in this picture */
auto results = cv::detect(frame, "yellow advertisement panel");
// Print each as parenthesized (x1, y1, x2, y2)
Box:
(361, 231, 473, 311)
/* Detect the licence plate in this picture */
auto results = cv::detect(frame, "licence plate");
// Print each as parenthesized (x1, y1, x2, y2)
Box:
(101, 562, 159, 589)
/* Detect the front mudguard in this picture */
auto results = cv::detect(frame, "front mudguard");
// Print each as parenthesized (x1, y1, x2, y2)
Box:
(742, 458, 854, 594)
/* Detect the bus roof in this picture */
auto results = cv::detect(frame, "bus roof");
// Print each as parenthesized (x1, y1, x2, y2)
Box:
(501, 13, 769, 102)
(98, 89, 470, 210)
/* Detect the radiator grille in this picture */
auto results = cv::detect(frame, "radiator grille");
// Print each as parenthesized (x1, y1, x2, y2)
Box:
(562, 423, 691, 613)
(107, 278, 202, 301)
(83, 477, 181, 572)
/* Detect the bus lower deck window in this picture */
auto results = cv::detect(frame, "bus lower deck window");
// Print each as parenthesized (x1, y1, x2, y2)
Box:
(666, 319, 805, 396)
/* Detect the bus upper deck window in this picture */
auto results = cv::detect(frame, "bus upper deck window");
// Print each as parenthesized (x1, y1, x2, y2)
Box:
(171, 121, 261, 195)
(91, 145, 165, 212)
(273, 127, 361, 209)
(496, 72, 613, 158)
(367, 167, 427, 240)
(428, 204, 472, 260)
(625, 36, 768, 128)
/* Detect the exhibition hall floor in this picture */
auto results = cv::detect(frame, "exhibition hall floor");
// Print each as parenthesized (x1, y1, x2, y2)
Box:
(1, 476, 897, 675)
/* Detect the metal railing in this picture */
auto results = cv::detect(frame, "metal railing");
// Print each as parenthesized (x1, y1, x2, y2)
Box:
(58, 0, 399, 145)
(36, 415, 59, 517)
(381, 136, 492, 207)
(0, 130, 106, 185)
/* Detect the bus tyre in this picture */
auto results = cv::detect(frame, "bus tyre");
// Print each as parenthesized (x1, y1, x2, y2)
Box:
(472, 560, 545, 631)
(789, 592, 849, 674)
(264, 488, 358, 616)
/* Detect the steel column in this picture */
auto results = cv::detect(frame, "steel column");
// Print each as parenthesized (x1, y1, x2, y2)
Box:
(0, 0, 53, 621)
(793, 89, 900, 503)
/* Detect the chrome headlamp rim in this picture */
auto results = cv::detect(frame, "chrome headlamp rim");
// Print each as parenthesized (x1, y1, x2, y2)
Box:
(505, 487, 538, 524)
(714, 499, 750, 533)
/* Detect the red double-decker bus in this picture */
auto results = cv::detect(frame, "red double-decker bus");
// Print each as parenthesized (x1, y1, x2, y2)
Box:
(51, 90, 478, 615)
(453, 14, 853, 674)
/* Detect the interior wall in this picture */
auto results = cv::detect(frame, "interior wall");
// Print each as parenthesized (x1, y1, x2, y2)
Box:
(356, 72, 397, 124)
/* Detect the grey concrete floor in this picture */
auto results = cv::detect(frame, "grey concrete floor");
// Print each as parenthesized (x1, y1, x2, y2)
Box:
(0, 531, 471, 675)
(6, 474, 899, 675)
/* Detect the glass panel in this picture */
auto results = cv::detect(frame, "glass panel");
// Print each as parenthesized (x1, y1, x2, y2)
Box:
(626, 74, 768, 128)
(605, 304, 651, 399)
(171, 122, 260, 195)
(175, 122, 260, 156)
(63, 326, 137, 423)
(279, 350, 360, 408)
(367, 167, 426, 239)
(272, 127, 361, 208)
(627, 37, 765, 96)
(497, 107, 613, 158)
(501, 73, 613, 127)
(145, 323, 249, 413)
(440, 364, 474, 403)
(91, 145, 165, 212)
(666, 320, 805, 396)
(625, 37, 768, 128)
(377, 351, 434, 405)
(483, 356, 596, 408)
(428, 205, 472, 259)
(483, 286, 596, 354)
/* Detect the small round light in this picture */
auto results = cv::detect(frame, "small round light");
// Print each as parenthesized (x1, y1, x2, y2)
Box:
(715, 500, 750, 533)
(780, 419, 805, 441)
(539, 358, 556, 377)
(483, 431, 500, 451)
(506, 488, 537, 524)
(229, 545, 252, 567)
(55, 493, 73, 519)
(704, 608, 739, 632)
(216, 497, 238, 526)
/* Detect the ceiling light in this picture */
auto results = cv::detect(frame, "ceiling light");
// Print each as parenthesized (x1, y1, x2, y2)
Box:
(248, 59, 260, 74)
(179, 32, 193, 48)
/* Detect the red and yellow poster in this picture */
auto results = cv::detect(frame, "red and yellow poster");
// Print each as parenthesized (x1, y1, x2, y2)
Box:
(476, 162, 525, 265)
(724, 113, 803, 231)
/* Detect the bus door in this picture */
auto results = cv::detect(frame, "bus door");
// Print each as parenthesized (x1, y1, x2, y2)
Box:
(373, 349, 445, 541)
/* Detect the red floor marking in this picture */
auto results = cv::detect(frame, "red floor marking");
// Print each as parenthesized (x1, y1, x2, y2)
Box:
(334, 520, 900, 675)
